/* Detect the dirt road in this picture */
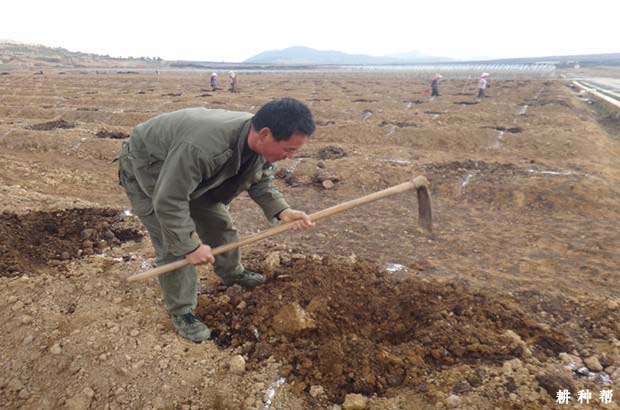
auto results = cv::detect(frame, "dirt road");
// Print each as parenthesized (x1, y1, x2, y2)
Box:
(581, 77, 620, 93)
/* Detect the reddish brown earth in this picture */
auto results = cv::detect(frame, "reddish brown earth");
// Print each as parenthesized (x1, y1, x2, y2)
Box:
(0, 208, 142, 275)
(197, 257, 572, 405)
(0, 69, 619, 409)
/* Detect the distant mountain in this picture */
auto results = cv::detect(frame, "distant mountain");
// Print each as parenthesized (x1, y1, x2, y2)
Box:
(245, 46, 451, 65)
(0, 41, 163, 69)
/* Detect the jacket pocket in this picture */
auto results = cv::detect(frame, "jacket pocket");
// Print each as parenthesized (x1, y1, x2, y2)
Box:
(125, 184, 154, 216)
(131, 157, 163, 196)
(207, 149, 233, 174)
(120, 172, 154, 216)
(119, 155, 154, 216)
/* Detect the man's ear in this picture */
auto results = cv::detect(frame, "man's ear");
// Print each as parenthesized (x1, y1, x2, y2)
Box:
(258, 127, 272, 142)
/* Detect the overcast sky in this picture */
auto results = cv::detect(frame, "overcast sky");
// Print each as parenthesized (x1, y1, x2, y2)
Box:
(3, 0, 618, 62)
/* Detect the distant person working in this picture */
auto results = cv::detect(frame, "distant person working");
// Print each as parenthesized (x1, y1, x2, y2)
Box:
(431, 74, 442, 97)
(210, 72, 218, 91)
(229, 71, 238, 93)
(477, 73, 489, 98)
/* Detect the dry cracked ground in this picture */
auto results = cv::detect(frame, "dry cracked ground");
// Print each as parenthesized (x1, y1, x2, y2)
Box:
(1, 69, 620, 409)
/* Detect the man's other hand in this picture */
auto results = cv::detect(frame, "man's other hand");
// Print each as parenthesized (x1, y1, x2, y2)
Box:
(185, 244, 215, 265)
(278, 208, 316, 231)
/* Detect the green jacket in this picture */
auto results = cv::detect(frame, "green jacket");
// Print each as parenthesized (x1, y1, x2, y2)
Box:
(120, 107, 289, 256)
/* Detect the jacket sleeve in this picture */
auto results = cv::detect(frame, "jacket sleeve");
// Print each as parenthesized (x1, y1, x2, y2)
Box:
(152, 142, 212, 256)
(248, 164, 290, 223)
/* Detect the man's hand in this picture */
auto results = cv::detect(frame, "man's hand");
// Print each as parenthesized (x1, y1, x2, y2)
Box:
(278, 208, 315, 231)
(185, 244, 215, 265)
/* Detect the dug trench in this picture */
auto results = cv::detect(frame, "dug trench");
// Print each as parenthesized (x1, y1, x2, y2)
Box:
(196, 257, 572, 404)
(0, 207, 143, 276)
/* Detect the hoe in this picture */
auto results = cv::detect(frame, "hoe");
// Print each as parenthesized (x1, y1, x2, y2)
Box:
(127, 175, 432, 282)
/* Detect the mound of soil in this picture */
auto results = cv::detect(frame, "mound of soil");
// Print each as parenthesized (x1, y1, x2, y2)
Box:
(318, 146, 346, 160)
(454, 101, 479, 105)
(378, 120, 418, 128)
(497, 126, 523, 133)
(485, 126, 523, 133)
(0, 208, 143, 276)
(27, 119, 74, 131)
(95, 130, 130, 139)
(196, 258, 571, 403)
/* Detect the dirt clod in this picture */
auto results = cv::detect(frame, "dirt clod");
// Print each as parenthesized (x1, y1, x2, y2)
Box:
(536, 374, 576, 398)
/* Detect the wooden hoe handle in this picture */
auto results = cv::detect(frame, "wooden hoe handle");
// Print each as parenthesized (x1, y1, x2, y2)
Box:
(126, 175, 431, 282)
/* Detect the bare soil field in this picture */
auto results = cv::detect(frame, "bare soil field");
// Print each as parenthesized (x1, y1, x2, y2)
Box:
(1, 70, 620, 410)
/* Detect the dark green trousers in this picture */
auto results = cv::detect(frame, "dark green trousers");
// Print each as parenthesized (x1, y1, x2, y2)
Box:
(138, 200, 244, 315)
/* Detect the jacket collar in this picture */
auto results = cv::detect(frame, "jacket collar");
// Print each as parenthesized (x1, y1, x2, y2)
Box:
(231, 119, 266, 171)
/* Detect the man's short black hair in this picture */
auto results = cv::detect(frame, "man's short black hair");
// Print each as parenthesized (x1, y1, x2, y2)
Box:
(251, 98, 315, 141)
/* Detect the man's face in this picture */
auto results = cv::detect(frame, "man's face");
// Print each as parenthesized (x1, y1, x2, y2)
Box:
(257, 129, 309, 163)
